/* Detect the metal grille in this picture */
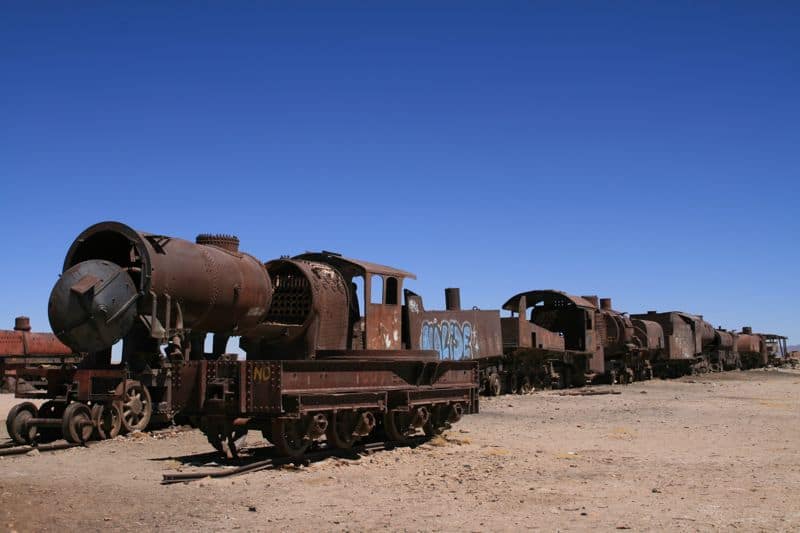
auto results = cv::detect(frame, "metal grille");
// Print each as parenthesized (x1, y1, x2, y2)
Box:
(265, 272, 311, 324)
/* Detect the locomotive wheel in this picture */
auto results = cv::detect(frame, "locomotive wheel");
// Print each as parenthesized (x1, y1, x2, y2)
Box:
(6, 402, 38, 445)
(271, 418, 311, 458)
(384, 410, 414, 442)
(520, 376, 533, 394)
(117, 380, 152, 433)
(37, 401, 66, 442)
(423, 405, 449, 437)
(326, 411, 359, 449)
(508, 374, 518, 394)
(206, 426, 248, 459)
(487, 374, 502, 396)
(91, 403, 122, 440)
(61, 403, 93, 444)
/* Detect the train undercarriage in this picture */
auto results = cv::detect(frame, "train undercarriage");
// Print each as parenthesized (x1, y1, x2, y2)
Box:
(5, 352, 479, 458)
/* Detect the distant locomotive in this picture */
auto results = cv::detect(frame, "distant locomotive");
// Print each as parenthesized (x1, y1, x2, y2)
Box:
(6, 222, 479, 455)
(0, 317, 79, 391)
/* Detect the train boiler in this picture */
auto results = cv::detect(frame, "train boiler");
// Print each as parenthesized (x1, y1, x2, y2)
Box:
(9, 222, 275, 444)
(586, 297, 658, 383)
(0, 317, 79, 391)
(6, 223, 479, 458)
(708, 328, 740, 371)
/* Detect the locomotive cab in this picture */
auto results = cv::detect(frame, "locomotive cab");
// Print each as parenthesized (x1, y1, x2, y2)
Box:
(294, 251, 416, 352)
(241, 252, 416, 358)
(502, 290, 604, 373)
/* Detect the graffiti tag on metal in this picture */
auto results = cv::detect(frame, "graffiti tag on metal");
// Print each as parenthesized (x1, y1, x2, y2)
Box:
(420, 319, 478, 360)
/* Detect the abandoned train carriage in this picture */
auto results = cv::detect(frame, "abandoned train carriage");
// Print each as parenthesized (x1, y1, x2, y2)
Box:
(5, 222, 479, 455)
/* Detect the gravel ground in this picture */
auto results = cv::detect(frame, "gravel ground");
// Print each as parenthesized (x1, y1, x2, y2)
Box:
(1, 368, 799, 532)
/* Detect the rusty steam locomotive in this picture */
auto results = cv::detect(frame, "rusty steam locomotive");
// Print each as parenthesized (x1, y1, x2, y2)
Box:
(6, 222, 479, 456)
(4, 221, 789, 454)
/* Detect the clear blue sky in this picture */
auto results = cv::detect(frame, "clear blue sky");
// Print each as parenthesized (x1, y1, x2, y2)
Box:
(1, 2, 798, 344)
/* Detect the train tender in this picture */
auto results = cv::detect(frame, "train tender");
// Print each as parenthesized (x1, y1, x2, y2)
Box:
(6, 222, 479, 457)
(736, 327, 768, 369)
(0, 317, 80, 391)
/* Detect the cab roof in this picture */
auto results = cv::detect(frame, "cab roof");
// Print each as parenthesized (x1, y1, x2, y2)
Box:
(502, 289, 596, 312)
(294, 251, 416, 280)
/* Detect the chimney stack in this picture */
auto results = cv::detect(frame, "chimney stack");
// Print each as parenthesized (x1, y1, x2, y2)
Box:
(600, 298, 612, 311)
(445, 288, 461, 311)
(14, 316, 31, 332)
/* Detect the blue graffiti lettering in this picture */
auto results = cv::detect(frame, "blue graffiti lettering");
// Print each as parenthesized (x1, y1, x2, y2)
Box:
(419, 319, 477, 360)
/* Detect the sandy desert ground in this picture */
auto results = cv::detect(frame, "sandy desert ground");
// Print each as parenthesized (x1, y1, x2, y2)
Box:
(1, 368, 799, 532)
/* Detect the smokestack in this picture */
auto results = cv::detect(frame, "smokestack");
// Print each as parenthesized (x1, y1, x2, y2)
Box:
(445, 288, 461, 311)
(582, 295, 599, 308)
(14, 316, 31, 332)
(742, 326, 752, 334)
(600, 298, 612, 311)
(647, 310, 657, 315)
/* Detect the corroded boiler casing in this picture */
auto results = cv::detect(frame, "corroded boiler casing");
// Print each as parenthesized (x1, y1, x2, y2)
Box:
(240, 257, 351, 358)
(631, 318, 664, 353)
(49, 221, 273, 352)
(631, 311, 697, 361)
(0, 317, 72, 356)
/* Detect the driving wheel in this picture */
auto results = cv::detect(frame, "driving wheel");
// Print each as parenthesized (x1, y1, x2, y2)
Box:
(61, 403, 93, 444)
(6, 402, 37, 445)
(116, 380, 152, 433)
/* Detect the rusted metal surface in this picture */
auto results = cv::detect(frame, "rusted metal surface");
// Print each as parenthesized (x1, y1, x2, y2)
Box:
(737, 327, 768, 368)
(50, 221, 273, 356)
(0, 317, 79, 391)
(444, 288, 461, 311)
(243, 258, 350, 357)
(709, 329, 739, 370)
(631, 311, 698, 362)
(761, 333, 789, 363)
(0, 317, 73, 357)
(405, 289, 503, 361)
(244, 252, 415, 356)
(25, 222, 480, 454)
(631, 318, 664, 354)
(503, 290, 603, 373)
(590, 297, 635, 357)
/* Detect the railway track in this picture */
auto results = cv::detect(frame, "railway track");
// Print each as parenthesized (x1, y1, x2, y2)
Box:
(0, 440, 86, 457)
(162, 436, 429, 485)
(0, 426, 192, 458)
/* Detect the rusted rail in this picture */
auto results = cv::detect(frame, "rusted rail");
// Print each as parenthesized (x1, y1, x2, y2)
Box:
(0, 441, 86, 457)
